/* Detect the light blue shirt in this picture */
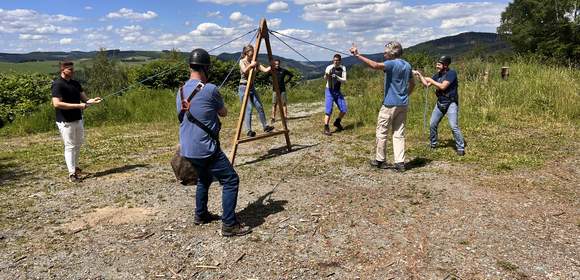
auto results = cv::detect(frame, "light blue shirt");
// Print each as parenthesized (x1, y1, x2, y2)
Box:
(176, 79, 224, 159)
(383, 59, 412, 106)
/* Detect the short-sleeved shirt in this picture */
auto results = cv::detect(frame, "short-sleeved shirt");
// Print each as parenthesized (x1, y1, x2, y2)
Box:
(325, 64, 346, 92)
(176, 79, 224, 159)
(239, 59, 250, 84)
(273, 67, 293, 92)
(383, 59, 412, 107)
(51, 77, 83, 122)
(431, 69, 458, 105)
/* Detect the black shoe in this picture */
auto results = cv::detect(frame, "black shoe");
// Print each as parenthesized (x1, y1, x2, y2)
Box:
(393, 162, 406, 172)
(333, 118, 344, 131)
(194, 212, 221, 225)
(222, 223, 252, 237)
(68, 174, 81, 183)
(370, 159, 389, 169)
(323, 125, 331, 136)
(247, 130, 256, 137)
(264, 125, 274, 133)
(457, 150, 465, 156)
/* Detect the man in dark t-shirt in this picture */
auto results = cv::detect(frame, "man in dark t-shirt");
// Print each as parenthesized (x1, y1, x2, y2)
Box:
(51, 61, 102, 182)
(413, 56, 465, 156)
(270, 59, 293, 123)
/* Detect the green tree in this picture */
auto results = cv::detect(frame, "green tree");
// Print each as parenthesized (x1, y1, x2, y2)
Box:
(85, 48, 129, 96)
(498, 0, 580, 64)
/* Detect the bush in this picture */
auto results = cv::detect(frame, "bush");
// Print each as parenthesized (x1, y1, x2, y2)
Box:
(0, 72, 52, 127)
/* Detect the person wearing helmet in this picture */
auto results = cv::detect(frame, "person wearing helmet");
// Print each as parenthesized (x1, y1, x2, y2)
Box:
(239, 44, 274, 137)
(413, 56, 466, 156)
(177, 48, 251, 237)
(350, 41, 415, 172)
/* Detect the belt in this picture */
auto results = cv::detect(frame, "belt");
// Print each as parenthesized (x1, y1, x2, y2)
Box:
(239, 82, 247, 85)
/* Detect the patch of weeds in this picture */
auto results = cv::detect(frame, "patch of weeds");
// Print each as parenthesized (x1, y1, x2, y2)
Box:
(497, 260, 518, 271)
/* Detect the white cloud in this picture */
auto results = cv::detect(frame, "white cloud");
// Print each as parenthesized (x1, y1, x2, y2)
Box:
(106, 8, 158, 21)
(0, 8, 79, 35)
(59, 38, 73, 45)
(229, 12, 254, 28)
(199, 0, 266, 4)
(84, 6, 93, 11)
(267, 1, 290, 13)
(269, 18, 282, 28)
(207, 11, 222, 18)
(19, 34, 45, 40)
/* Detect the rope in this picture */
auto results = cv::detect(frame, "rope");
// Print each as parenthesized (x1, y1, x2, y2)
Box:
(268, 30, 319, 68)
(100, 28, 258, 100)
(218, 29, 259, 89)
(270, 29, 351, 57)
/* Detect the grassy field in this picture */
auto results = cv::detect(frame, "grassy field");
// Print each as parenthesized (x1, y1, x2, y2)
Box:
(0, 61, 60, 74)
(1, 58, 579, 172)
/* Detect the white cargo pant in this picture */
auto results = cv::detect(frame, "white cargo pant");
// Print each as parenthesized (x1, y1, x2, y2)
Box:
(375, 105, 407, 164)
(56, 120, 84, 175)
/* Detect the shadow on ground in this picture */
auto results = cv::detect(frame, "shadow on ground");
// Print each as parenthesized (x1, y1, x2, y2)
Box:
(237, 143, 319, 167)
(406, 157, 432, 171)
(87, 164, 149, 179)
(0, 156, 27, 186)
(238, 190, 287, 228)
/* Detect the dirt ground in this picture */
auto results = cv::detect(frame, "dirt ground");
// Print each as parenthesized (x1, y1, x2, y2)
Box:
(0, 103, 578, 279)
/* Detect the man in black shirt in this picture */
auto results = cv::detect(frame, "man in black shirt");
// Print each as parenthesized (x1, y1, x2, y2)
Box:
(51, 61, 101, 182)
(270, 59, 293, 123)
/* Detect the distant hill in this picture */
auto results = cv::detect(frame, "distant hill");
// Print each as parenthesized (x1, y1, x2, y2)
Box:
(0, 32, 510, 77)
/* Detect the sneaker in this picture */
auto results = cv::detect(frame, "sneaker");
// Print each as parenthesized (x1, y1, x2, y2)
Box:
(68, 174, 81, 183)
(370, 159, 389, 169)
(333, 118, 344, 131)
(457, 150, 465, 156)
(194, 212, 221, 225)
(323, 125, 331, 136)
(222, 223, 252, 237)
(247, 130, 256, 137)
(264, 125, 275, 133)
(393, 162, 406, 173)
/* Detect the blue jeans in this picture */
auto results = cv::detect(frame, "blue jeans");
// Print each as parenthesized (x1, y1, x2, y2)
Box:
(186, 150, 239, 226)
(430, 102, 465, 151)
(238, 85, 268, 132)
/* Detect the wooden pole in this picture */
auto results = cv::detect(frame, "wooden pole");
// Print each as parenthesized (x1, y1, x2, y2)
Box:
(228, 18, 292, 165)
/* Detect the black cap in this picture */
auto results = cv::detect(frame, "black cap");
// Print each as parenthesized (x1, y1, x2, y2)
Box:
(438, 55, 451, 66)
(188, 48, 211, 66)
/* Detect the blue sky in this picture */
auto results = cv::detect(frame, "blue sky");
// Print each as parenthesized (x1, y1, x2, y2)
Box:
(1, 0, 510, 60)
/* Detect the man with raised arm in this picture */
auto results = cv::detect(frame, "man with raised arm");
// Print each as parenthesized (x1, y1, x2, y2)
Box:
(350, 42, 415, 172)
(51, 61, 101, 182)
(323, 54, 347, 136)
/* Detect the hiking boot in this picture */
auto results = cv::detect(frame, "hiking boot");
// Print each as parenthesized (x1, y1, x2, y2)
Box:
(370, 159, 389, 169)
(222, 223, 252, 237)
(264, 125, 275, 133)
(333, 118, 344, 131)
(247, 130, 256, 137)
(194, 212, 221, 225)
(457, 150, 465, 156)
(323, 125, 331, 136)
(393, 162, 406, 173)
(68, 174, 81, 183)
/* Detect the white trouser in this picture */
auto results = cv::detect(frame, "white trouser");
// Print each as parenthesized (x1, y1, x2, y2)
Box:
(56, 120, 84, 175)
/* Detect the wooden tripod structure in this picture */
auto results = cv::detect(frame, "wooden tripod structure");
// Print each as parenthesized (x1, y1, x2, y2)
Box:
(229, 19, 292, 165)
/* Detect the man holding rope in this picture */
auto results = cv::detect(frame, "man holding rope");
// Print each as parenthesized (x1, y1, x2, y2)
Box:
(177, 48, 251, 237)
(350, 42, 414, 172)
(323, 54, 347, 136)
(51, 61, 101, 182)
(413, 56, 465, 156)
